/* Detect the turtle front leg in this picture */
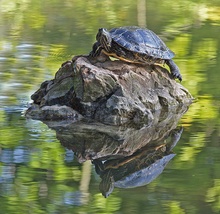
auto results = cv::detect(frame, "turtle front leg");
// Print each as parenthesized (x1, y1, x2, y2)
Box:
(165, 59, 182, 82)
(89, 42, 103, 57)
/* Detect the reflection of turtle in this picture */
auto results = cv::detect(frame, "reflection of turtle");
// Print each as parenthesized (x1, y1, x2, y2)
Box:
(93, 127, 183, 198)
(94, 144, 172, 198)
(90, 26, 182, 81)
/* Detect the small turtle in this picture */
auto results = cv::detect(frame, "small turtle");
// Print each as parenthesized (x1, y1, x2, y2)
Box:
(90, 26, 182, 81)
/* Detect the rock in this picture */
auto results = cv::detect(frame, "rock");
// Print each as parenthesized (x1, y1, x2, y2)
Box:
(26, 55, 193, 125)
(25, 104, 83, 120)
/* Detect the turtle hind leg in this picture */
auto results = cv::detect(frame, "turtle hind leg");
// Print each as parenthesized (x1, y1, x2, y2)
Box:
(166, 59, 182, 82)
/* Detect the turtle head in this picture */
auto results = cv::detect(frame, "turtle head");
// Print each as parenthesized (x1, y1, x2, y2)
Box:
(96, 28, 112, 52)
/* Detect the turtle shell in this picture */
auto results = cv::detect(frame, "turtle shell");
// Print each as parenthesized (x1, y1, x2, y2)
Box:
(114, 153, 175, 188)
(109, 26, 175, 59)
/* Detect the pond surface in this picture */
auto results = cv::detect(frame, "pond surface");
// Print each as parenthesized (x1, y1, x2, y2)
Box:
(1, 1, 220, 213)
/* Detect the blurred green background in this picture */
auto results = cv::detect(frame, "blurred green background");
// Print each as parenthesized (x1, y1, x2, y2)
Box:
(0, 0, 220, 213)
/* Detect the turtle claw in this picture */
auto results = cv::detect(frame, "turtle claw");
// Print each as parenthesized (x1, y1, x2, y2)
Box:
(172, 72, 182, 82)
(166, 59, 182, 82)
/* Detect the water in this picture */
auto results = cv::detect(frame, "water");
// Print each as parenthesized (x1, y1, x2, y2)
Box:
(1, 1, 220, 213)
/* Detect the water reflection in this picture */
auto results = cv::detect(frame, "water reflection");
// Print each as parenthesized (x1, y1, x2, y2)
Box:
(94, 127, 182, 197)
(0, 42, 50, 107)
(41, 102, 188, 198)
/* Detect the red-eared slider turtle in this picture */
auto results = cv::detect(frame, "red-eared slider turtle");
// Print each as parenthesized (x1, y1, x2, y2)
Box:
(90, 26, 182, 81)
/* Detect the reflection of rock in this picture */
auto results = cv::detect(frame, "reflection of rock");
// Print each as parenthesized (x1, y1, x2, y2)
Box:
(43, 104, 186, 197)
(46, 103, 187, 162)
(26, 55, 193, 125)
